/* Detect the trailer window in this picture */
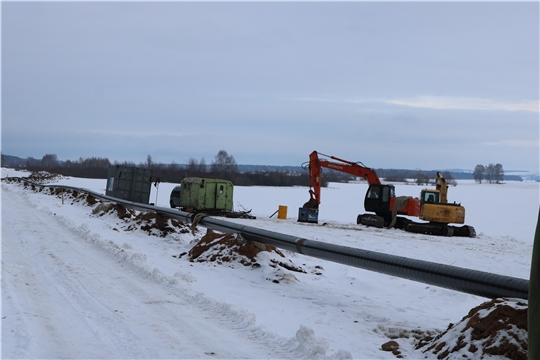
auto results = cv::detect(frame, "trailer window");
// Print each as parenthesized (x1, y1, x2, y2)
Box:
(219, 185, 224, 194)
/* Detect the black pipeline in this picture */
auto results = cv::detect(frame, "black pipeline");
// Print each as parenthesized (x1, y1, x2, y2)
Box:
(10, 178, 529, 300)
(185, 215, 529, 299)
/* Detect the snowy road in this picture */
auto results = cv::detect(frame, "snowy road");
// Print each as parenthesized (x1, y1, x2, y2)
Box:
(1, 188, 291, 359)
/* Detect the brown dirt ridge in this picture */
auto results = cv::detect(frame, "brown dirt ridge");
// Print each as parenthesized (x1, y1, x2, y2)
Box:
(413, 297, 528, 359)
(188, 230, 309, 281)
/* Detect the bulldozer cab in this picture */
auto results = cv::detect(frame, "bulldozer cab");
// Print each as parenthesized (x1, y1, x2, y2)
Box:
(420, 190, 440, 204)
(364, 184, 395, 215)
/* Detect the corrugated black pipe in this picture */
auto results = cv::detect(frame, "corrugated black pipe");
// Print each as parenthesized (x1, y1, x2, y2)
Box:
(7, 177, 529, 299)
(191, 216, 529, 299)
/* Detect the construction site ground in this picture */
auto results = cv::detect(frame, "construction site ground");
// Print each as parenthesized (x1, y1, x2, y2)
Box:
(2, 169, 536, 359)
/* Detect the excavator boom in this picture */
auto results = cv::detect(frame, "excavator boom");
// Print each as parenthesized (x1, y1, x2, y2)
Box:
(306, 151, 381, 207)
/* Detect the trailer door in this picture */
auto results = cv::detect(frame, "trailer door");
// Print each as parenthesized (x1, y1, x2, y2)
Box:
(215, 183, 227, 210)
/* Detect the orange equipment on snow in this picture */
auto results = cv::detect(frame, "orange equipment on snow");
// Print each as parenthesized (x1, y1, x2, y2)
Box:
(301, 151, 475, 237)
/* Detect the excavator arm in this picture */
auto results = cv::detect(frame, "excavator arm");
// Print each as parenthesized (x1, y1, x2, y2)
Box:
(435, 171, 448, 203)
(305, 151, 381, 207)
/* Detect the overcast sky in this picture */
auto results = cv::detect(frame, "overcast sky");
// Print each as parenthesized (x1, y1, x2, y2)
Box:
(2, 2, 539, 172)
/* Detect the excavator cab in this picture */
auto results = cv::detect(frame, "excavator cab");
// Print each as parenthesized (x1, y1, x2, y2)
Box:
(419, 188, 466, 225)
(420, 190, 440, 204)
(358, 184, 395, 228)
(364, 184, 395, 215)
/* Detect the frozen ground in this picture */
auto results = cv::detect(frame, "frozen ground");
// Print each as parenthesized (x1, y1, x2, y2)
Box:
(1, 167, 538, 359)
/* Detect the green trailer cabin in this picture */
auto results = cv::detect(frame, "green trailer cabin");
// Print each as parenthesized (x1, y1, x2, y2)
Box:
(179, 177, 233, 212)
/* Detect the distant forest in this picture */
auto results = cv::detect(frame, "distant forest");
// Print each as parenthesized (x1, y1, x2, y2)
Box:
(1, 152, 346, 187)
(1, 151, 524, 187)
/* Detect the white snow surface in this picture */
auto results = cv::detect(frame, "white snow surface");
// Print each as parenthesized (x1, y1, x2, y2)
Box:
(2, 168, 538, 359)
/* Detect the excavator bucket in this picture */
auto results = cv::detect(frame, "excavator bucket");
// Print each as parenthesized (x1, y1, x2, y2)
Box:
(302, 198, 319, 209)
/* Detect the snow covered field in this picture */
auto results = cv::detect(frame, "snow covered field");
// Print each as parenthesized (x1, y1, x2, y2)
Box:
(2, 167, 538, 359)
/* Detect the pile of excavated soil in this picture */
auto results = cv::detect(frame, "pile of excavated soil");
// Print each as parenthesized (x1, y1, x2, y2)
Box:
(40, 186, 100, 208)
(27, 171, 65, 184)
(132, 211, 190, 237)
(189, 230, 280, 266)
(18, 182, 95, 207)
(92, 202, 190, 237)
(412, 297, 528, 359)
(378, 327, 438, 359)
(189, 230, 308, 278)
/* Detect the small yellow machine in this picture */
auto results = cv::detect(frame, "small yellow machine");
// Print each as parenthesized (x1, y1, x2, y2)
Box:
(419, 172, 466, 224)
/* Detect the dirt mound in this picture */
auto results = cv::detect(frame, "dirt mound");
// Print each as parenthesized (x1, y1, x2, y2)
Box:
(27, 171, 65, 184)
(93, 202, 133, 218)
(189, 230, 307, 279)
(92, 202, 190, 237)
(43, 187, 99, 207)
(189, 230, 283, 265)
(19, 183, 94, 207)
(133, 211, 190, 237)
(11, 178, 98, 210)
(414, 297, 528, 359)
(2, 177, 22, 184)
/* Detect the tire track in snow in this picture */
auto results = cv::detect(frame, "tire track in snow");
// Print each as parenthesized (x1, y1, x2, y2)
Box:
(2, 186, 162, 358)
(2, 186, 266, 358)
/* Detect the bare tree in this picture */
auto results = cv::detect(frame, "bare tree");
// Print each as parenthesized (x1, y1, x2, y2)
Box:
(494, 163, 504, 184)
(415, 170, 430, 185)
(211, 150, 238, 177)
(41, 154, 58, 168)
(486, 163, 495, 183)
(474, 163, 504, 184)
(473, 164, 486, 183)
(187, 157, 198, 175)
(26, 157, 41, 169)
(198, 157, 207, 175)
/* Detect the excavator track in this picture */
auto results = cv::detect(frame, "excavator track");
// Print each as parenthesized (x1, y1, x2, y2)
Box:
(358, 214, 476, 238)
(357, 214, 385, 228)
(405, 222, 475, 237)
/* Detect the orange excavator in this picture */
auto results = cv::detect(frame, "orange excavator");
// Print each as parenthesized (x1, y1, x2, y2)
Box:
(300, 151, 475, 237)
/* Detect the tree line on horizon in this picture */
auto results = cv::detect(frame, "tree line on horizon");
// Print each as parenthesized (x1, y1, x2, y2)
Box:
(380, 169, 458, 186)
(1, 152, 517, 185)
(9, 150, 349, 187)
